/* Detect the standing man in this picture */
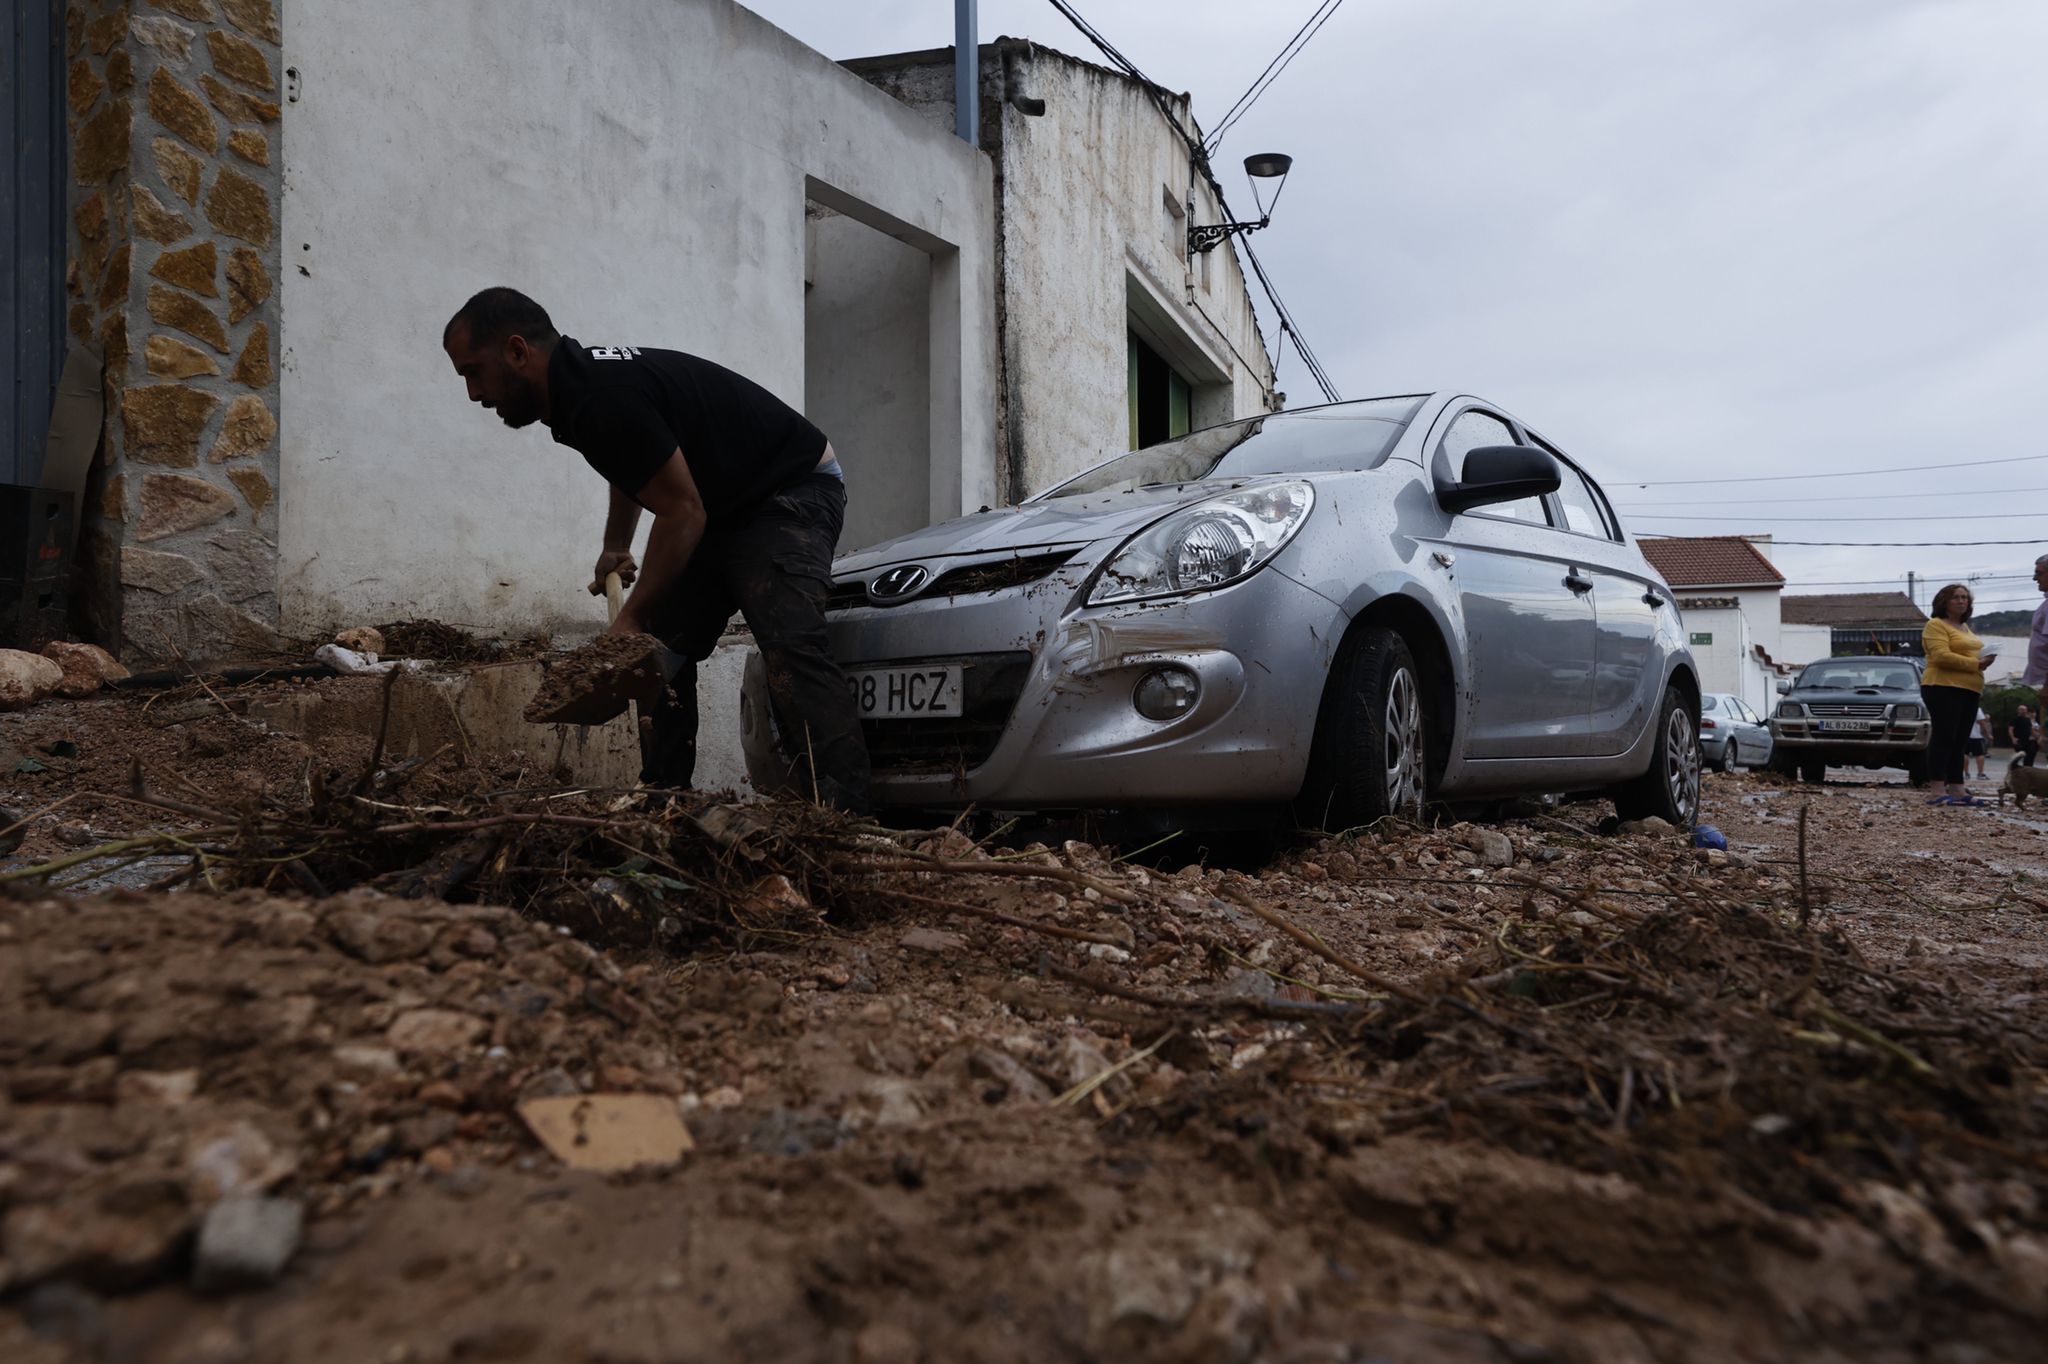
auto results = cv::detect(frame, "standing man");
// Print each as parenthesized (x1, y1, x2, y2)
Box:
(2012, 704, 2039, 770)
(1971, 706, 1991, 779)
(2024, 552, 2048, 693)
(442, 288, 869, 811)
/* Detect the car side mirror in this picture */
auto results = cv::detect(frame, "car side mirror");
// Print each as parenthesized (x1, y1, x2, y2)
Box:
(1776, 679, 1791, 694)
(1438, 445, 1562, 514)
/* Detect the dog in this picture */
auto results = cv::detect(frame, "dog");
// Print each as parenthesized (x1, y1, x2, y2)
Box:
(1998, 764, 2048, 808)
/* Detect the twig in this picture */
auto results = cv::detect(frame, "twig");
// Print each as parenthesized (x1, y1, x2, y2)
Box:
(1808, 1003, 1940, 1081)
(355, 668, 402, 796)
(888, 891, 1133, 947)
(848, 856, 1139, 904)
(1051, 1030, 1176, 1107)
(1796, 803, 1813, 928)
(1218, 881, 1431, 1006)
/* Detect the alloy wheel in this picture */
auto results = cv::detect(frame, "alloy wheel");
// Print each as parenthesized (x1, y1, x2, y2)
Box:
(1666, 706, 1700, 822)
(1384, 666, 1425, 814)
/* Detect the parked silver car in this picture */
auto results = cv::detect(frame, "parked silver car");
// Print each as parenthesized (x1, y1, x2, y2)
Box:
(1700, 692, 1773, 771)
(742, 393, 1700, 828)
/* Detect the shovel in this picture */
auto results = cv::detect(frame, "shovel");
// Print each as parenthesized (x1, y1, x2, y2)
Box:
(522, 572, 683, 726)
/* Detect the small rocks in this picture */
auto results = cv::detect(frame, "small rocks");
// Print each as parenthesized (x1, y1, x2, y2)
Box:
(386, 1009, 487, 1056)
(1456, 825, 1515, 867)
(333, 626, 385, 655)
(0, 650, 65, 711)
(899, 926, 967, 954)
(192, 1195, 303, 1292)
(41, 642, 131, 698)
(1616, 816, 1678, 838)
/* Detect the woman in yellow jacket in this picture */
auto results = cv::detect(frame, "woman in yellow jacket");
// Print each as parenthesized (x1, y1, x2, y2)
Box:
(1922, 583, 1995, 805)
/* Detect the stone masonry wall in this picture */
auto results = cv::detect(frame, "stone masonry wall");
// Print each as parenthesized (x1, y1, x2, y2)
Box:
(65, 0, 284, 665)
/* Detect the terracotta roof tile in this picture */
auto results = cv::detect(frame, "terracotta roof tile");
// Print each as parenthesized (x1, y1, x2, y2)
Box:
(1637, 536, 1785, 589)
(1779, 592, 1927, 627)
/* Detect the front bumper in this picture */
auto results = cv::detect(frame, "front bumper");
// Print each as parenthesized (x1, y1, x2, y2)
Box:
(1769, 719, 1930, 752)
(746, 560, 1343, 810)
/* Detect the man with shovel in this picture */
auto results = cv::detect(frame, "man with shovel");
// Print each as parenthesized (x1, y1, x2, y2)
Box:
(443, 287, 869, 812)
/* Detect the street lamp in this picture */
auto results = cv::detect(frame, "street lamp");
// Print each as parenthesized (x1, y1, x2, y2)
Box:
(1188, 153, 1294, 255)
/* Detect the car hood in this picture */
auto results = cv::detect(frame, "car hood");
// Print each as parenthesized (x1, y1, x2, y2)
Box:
(833, 480, 1261, 576)
(1785, 686, 1920, 705)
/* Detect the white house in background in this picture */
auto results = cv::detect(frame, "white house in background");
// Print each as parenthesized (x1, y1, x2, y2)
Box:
(1638, 536, 1787, 715)
(1778, 592, 1930, 666)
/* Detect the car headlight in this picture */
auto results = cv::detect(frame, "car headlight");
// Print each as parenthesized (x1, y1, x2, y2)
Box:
(1777, 702, 1803, 719)
(1891, 703, 1922, 721)
(1084, 482, 1314, 606)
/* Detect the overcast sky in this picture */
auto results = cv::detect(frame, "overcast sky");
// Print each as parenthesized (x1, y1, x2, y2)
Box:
(748, 0, 2048, 615)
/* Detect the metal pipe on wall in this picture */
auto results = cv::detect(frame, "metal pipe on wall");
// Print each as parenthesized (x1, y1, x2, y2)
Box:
(955, 0, 978, 144)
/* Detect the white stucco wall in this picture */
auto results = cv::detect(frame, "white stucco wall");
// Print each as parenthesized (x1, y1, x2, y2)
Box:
(805, 210, 932, 551)
(1778, 622, 1833, 667)
(278, 0, 997, 637)
(852, 43, 1277, 498)
(1730, 587, 1782, 656)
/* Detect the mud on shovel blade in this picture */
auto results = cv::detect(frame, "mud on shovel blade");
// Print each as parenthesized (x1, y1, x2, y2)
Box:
(523, 572, 684, 726)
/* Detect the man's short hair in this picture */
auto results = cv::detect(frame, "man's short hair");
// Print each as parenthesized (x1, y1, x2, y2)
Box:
(445, 287, 558, 351)
(2035, 553, 2048, 568)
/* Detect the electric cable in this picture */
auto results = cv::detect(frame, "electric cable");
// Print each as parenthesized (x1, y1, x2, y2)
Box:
(1046, 0, 1341, 402)
(1206, 0, 1347, 151)
(1626, 451, 2048, 487)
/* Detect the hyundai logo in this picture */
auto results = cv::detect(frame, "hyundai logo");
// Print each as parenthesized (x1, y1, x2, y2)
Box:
(868, 564, 930, 601)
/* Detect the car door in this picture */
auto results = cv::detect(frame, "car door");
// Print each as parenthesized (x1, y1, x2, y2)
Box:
(1536, 442, 1663, 757)
(1731, 699, 1763, 762)
(1429, 407, 1598, 758)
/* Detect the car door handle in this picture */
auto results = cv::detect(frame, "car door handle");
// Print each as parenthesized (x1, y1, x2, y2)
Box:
(1564, 571, 1593, 593)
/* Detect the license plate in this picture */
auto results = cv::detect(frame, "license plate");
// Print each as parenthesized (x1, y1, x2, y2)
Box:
(848, 665, 963, 719)
(1818, 720, 1880, 732)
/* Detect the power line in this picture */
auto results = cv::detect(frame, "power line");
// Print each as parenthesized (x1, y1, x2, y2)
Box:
(1625, 451, 2048, 487)
(1618, 485, 2048, 508)
(1632, 511, 2048, 523)
(1045, 0, 1341, 403)
(1206, 0, 1347, 151)
(1641, 535, 2048, 547)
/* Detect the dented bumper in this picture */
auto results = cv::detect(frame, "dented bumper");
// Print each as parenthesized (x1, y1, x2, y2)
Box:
(742, 552, 1345, 810)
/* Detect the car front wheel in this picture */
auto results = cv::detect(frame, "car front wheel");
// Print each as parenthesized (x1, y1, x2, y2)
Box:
(1300, 626, 1427, 830)
(1611, 685, 1700, 827)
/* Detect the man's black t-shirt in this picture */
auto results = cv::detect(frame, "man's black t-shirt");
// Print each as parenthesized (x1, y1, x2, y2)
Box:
(547, 338, 827, 516)
(2016, 714, 2036, 745)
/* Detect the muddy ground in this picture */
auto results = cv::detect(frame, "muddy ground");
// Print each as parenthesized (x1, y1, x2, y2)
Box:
(3, 677, 2047, 1363)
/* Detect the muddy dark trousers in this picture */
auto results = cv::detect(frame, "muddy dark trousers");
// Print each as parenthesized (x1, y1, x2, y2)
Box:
(1921, 684, 1977, 786)
(640, 474, 871, 812)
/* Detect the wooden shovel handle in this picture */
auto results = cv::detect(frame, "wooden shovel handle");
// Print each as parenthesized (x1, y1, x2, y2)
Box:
(604, 571, 624, 625)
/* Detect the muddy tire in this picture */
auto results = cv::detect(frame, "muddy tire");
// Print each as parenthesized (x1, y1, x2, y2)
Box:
(1799, 758, 1827, 784)
(1611, 685, 1700, 828)
(1904, 754, 1930, 787)
(1299, 626, 1427, 831)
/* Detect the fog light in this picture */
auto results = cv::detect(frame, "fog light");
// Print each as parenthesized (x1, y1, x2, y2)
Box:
(1133, 667, 1200, 721)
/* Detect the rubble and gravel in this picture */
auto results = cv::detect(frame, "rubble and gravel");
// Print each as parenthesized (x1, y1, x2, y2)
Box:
(4, 683, 2047, 1362)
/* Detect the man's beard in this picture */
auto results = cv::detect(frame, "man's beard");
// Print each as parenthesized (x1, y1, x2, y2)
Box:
(497, 374, 545, 428)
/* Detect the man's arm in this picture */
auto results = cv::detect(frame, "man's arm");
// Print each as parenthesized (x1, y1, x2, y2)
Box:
(609, 450, 707, 636)
(590, 486, 644, 594)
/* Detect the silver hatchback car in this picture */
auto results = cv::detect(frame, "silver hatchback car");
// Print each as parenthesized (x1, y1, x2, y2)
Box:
(743, 393, 1700, 828)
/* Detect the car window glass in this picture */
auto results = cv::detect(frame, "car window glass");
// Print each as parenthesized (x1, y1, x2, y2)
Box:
(1797, 661, 1920, 690)
(1038, 396, 1427, 498)
(1555, 464, 1616, 539)
(1701, 696, 1721, 712)
(1440, 410, 1548, 524)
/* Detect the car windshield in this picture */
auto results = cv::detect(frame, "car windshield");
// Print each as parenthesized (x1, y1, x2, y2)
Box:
(1034, 397, 1427, 499)
(1796, 660, 1920, 691)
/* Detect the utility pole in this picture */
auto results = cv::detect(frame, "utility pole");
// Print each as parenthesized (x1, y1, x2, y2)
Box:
(955, 0, 978, 145)
(1907, 571, 1916, 610)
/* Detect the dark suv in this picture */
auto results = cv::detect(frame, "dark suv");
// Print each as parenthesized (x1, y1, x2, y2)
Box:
(1767, 656, 1931, 784)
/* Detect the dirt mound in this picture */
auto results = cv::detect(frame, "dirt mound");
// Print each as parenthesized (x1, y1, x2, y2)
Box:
(374, 620, 550, 663)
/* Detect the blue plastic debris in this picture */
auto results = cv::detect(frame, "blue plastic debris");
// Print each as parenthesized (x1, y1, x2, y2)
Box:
(1693, 824, 1728, 851)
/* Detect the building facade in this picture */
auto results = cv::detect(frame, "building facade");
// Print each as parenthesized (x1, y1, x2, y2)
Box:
(39, 0, 1002, 662)
(1639, 535, 1787, 715)
(846, 38, 1280, 504)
